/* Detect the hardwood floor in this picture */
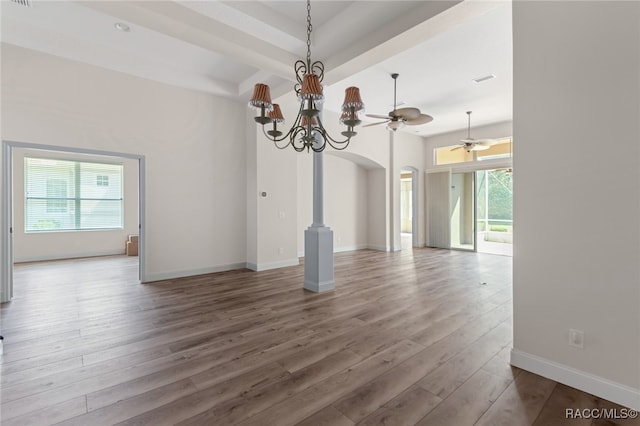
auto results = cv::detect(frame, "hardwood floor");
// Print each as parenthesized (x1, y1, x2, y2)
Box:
(1, 249, 637, 426)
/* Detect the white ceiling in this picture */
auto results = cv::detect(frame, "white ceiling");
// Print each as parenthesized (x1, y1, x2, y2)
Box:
(1, 0, 512, 137)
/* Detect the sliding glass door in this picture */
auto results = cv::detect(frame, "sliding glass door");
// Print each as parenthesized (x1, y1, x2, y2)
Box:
(476, 169, 513, 255)
(429, 168, 513, 255)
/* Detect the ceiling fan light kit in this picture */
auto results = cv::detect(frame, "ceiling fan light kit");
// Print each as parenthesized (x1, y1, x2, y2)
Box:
(387, 120, 405, 131)
(248, 0, 364, 152)
(364, 73, 433, 132)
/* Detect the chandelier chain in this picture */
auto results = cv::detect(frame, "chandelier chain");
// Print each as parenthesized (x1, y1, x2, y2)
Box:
(306, 0, 312, 68)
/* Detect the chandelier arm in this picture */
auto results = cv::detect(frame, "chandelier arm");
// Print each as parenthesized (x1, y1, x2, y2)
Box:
(261, 124, 297, 150)
(261, 126, 288, 148)
(290, 126, 310, 152)
(275, 140, 292, 150)
(315, 116, 352, 146)
(262, 103, 306, 144)
(325, 138, 351, 151)
(294, 60, 307, 95)
(311, 61, 324, 84)
(323, 132, 351, 148)
(310, 128, 328, 152)
(313, 126, 351, 152)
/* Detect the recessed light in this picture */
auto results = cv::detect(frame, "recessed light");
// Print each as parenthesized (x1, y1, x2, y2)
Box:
(473, 74, 496, 83)
(114, 22, 131, 32)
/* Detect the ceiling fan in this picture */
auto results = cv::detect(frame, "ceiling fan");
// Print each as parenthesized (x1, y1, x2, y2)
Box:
(451, 111, 497, 152)
(363, 73, 433, 131)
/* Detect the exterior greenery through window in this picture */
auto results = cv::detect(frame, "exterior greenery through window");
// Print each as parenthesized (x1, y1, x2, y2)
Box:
(476, 169, 512, 233)
(25, 157, 124, 232)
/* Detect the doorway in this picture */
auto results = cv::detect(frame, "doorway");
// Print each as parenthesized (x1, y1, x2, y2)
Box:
(400, 168, 418, 250)
(1, 140, 146, 303)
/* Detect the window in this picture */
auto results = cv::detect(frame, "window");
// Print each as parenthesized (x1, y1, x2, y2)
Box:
(435, 138, 512, 165)
(25, 157, 124, 232)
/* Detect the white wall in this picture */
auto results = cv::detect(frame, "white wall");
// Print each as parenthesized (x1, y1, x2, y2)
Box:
(245, 113, 258, 268)
(253, 130, 298, 270)
(292, 106, 393, 256)
(296, 153, 313, 255)
(248, 94, 300, 271)
(512, 1, 640, 409)
(297, 154, 371, 255)
(367, 168, 387, 251)
(291, 106, 430, 256)
(12, 148, 139, 262)
(1, 44, 247, 281)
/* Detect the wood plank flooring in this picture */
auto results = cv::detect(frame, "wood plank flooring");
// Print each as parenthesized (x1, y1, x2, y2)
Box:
(1, 248, 637, 426)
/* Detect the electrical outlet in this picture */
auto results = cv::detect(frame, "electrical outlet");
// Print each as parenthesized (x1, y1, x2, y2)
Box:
(569, 329, 584, 349)
(278, 247, 285, 254)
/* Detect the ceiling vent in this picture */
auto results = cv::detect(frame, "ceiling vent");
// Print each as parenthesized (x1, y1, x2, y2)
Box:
(472, 74, 496, 84)
(10, 0, 32, 7)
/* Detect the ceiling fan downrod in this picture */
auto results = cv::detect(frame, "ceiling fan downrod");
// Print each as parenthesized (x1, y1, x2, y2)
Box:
(392, 73, 399, 115)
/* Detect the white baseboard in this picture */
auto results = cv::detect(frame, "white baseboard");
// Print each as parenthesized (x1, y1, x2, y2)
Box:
(246, 258, 299, 272)
(304, 278, 335, 293)
(15, 249, 126, 264)
(510, 349, 640, 411)
(143, 262, 247, 283)
(335, 244, 369, 253)
(367, 244, 391, 252)
(298, 244, 383, 258)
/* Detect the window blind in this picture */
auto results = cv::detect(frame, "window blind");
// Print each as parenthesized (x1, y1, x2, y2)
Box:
(25, 157, 124, 232)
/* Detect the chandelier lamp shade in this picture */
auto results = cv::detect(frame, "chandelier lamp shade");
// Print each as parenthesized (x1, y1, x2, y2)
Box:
(249, 83, 273, 125)
(248, 0, 364, 152)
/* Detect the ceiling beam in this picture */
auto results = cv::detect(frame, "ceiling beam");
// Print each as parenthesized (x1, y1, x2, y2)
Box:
(220, 1, 305, 44)
(320, 1, 501, 85)
(78, 0, 298, 80)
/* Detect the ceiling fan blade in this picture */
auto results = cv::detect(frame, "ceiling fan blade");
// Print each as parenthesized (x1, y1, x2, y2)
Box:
(365, 113, 391, 119)
(362, 120, 390, 127)
(450, 146, 464, 151)
(475, 138, 498, 146)
(405, 114, 433, 125)
(470, 144, 491, 151)
(392, 107, 420, 120)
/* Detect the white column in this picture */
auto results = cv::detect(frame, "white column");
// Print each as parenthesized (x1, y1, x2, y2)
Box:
(312, 141, 324, 226)
(388, 132, 401, 251)
(304, 108, 334, 292)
